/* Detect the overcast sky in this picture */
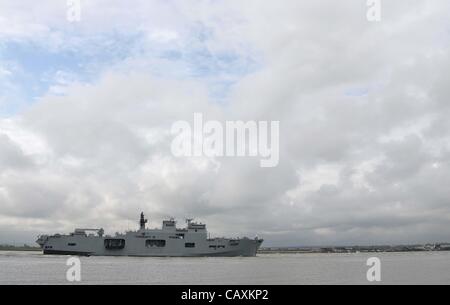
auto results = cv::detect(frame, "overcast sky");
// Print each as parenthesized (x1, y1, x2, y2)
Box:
(1, 1, 450, 246)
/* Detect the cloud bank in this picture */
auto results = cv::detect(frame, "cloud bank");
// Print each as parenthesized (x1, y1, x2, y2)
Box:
(1, 1, 450, 246)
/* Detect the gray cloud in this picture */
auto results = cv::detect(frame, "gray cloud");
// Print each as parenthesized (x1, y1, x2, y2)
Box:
(0, 134, 33, 170)
(1, 1, 450, 246)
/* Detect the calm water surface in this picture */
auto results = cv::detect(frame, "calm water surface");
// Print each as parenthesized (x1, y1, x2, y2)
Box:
(0, 251, 449, 284)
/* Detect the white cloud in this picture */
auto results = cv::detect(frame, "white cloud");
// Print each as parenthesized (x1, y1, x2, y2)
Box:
(1, 1, 450, 246)
(148, 29, 179, 44)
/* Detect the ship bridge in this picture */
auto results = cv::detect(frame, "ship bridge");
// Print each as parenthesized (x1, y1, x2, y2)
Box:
(186, 219, 206, 232)
(162, 219, 176, 231)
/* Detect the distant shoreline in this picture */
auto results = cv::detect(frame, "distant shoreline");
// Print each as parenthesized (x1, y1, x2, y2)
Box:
(2, 243, 450, 254)
(0, 246, 41, 252)
(259, 243, 450, 254)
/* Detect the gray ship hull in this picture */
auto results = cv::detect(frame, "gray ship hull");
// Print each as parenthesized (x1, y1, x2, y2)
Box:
(37, 214, 263, 257)
(41, 234, 262, 257)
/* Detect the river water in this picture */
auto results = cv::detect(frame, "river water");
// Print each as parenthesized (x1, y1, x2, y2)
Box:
(0, 251, 449, 285)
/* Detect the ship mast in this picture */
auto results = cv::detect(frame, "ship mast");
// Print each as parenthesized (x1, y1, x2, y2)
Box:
(140, 212, 148, 230)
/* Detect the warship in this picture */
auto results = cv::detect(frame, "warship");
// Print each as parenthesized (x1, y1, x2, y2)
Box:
(36, 213, 263, 257)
